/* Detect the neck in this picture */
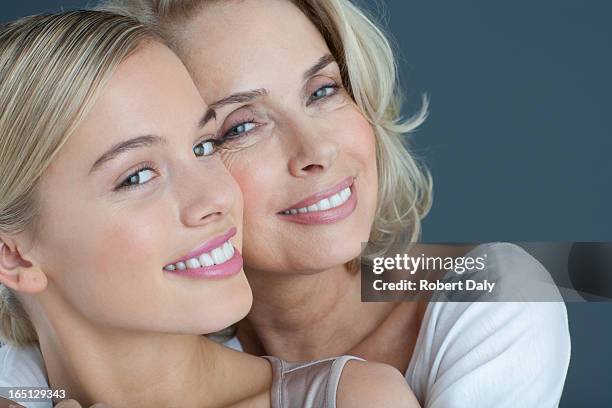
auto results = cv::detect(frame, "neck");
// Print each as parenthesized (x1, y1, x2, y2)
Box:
(29, 288, 270, 407)
(241, 263, 396, 361)
(240, 244, 471, 366)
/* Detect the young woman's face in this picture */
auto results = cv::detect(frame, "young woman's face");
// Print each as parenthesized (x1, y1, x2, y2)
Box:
(180, 0, 379, 274)
(27, 42, 252, 334)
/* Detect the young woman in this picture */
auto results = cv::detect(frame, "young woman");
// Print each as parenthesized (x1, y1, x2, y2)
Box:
(0, 10, 418, 408)
(85, 0, 570, 406)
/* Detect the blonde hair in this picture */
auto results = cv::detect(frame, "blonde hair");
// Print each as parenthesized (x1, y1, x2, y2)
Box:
(97, 0, 433, 262)
(0, 11, 159, 346)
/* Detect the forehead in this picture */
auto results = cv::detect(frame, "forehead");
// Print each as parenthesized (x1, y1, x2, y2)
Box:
(54, 42, 204, 162)
(88, 42, 203, 135)
(179, 0, 332, 99)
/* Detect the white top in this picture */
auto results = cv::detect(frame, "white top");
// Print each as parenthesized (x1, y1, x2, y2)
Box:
(405, 243, 571, 407)
(0, 243, 570, 408)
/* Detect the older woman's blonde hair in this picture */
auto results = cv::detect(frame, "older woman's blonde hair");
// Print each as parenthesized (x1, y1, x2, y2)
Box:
(97, 0, 433, 266)
(0, 11, 159, 346)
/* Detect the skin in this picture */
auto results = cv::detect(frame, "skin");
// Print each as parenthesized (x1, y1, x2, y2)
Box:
(0, 42, 272, 407)
(176, 0, 427, 373)
(0, 39, 417, 407)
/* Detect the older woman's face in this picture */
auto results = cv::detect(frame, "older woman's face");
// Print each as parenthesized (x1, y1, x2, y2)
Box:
(180, 0, 378, 274)
(27, 42, 251, 334)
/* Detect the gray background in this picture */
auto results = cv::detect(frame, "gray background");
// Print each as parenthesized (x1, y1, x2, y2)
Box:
(2, 1, 611, 406)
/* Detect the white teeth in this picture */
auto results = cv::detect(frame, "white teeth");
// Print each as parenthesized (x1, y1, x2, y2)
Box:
(340, 188, 350, 201)
(222, 242, 234, 259)
(211, 247, 226, 265)
(329, 193, 343, 207)
(185, 258, 201, 269)
(318, 198, 331, 210)
(199, 253, 214, 267)
(165, 239, 234, 271)
(281, 187, 352, 215)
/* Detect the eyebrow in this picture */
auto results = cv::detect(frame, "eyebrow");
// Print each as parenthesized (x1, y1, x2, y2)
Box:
(199, 54, 336, 127)
(200, 88, 268, 127)
(90, 135, 166, 174)
(303, 54, 336, 81)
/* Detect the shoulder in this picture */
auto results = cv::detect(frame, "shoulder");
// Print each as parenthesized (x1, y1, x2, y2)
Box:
(407, 243, 570, 406)
(420, 243, 570, 358)
(337, 360, 419, 408)
(0, 343, 49, 388)
(456, 242, 561, 301)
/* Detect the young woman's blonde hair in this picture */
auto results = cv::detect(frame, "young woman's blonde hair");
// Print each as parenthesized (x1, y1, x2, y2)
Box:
(97, 0, 433, 264)
(0, 11, 160, 346)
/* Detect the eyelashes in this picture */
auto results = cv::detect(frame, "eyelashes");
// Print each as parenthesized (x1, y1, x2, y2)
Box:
(112, 83, 344, 192)
(219, 116, 259, 141)
(307, 83, 340, 105)
(116, 163, 158, 191)
(217, 82, 342, 143)
(114, 139, 224, 192)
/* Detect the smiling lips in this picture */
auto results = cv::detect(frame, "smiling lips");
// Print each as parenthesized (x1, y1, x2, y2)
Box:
(281, 187, 352, 214)
(278, 176, 357, 224)
(164, 227, 243, 279)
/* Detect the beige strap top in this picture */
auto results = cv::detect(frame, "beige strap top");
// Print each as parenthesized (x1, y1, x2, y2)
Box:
(263, 355, 364, 408)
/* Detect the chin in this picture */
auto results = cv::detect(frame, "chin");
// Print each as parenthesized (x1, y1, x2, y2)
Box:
(192, 296, 252, 335)
(214, 277, 253, 327)
(289, 238, 365, 275)
(183, 274, 253, 334)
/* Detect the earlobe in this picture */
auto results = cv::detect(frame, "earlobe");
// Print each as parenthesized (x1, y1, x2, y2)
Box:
(15, 268, 48, 293)
(0, 240, 47, 294)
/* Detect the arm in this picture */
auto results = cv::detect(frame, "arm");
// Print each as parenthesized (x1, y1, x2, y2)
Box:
(337, 360, 420, 408)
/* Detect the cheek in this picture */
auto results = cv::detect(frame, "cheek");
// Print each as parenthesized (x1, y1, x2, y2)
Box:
(95, 216, 164, 274)
(339, 112, 379, 223)
(340, 111, 378, 183)
(350, 114, 377, 160)
(52, 202, 164, 273)
(224, 149, 282, 233)
(36, 198, 168, 318)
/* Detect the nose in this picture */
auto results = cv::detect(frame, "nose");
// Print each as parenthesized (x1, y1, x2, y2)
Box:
(287, 121, 340, 177)
(176, 159, 241, 228)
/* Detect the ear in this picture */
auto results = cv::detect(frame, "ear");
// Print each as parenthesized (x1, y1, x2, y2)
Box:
(0, 236, 47, 294)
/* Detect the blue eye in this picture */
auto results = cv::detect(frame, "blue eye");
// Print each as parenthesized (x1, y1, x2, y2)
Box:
(225, 122, 256, 138)
(310, 84, 338, 102)
(118, 168, 156, 189)
(193, 140, 216, 157)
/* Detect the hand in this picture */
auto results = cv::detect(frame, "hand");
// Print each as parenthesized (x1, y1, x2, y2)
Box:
(55, 401, 111, 408)
(0, 395, 25, 408)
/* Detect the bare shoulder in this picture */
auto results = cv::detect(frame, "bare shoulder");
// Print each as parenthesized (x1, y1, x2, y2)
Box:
(336, 360, 420, 408)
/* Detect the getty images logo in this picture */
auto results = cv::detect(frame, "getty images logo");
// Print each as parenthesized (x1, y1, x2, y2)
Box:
(372, 253, 488, 275)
